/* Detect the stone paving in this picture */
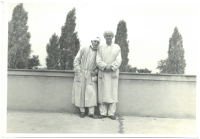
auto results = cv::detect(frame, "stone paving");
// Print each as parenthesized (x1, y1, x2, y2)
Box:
(6, 110, 196, 136)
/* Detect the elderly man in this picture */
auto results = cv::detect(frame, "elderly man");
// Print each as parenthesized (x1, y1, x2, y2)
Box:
(72, 37, 101, 119)
(96, 31, 122, 120)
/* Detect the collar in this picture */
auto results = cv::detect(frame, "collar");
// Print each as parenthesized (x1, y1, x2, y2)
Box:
(90, 45, 98, 51)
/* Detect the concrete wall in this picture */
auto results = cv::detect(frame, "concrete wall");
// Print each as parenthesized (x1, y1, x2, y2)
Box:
(7, 69, 196, 118)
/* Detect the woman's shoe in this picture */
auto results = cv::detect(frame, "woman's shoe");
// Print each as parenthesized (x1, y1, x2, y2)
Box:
(79, 112, 85, 118)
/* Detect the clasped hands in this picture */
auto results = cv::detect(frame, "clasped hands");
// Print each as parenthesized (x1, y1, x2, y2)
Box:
(91, 71, 96, 77)
(104, 64, 113, 72)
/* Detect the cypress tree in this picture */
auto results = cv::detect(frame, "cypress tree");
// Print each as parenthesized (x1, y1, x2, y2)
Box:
(8, 3, 31, 69)
(157, 27, 186, 74)
(59, 8, 80, 70)
(115, 20, 129, 72)
(46, 33, 60, 70)
(166, 27, 186, 74)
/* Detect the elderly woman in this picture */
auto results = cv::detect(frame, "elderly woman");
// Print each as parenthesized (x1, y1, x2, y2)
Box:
(96, 31, 122, 120)
(72, 37, 101, 119)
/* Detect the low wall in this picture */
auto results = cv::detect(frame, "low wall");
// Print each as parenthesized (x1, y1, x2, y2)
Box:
(7, 69, 196, 118)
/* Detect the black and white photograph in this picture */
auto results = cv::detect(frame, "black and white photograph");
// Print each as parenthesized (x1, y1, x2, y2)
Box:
(0, 0, 199, 138)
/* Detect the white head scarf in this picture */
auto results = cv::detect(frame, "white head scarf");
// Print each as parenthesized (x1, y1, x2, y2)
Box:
(92, 37, 101, 42)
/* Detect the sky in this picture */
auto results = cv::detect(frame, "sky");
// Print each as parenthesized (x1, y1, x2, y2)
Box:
(7, 0, 198, 74)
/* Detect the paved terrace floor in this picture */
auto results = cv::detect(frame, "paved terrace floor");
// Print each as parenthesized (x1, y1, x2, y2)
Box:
(7, 110, 196, 135)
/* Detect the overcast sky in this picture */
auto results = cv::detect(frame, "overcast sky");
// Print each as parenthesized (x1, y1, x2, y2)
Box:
(7, 0, 198, 74)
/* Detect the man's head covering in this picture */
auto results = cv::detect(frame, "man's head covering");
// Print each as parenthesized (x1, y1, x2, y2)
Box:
(90, 37, 101, 50)
(103, 31, 114, 37)
(92, 37, 101, 42)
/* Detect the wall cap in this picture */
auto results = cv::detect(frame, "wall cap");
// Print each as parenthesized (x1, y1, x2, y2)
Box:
(7, 69, 196, 82)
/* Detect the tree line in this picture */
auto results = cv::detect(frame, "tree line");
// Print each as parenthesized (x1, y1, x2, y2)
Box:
(8, 3, 186, 74)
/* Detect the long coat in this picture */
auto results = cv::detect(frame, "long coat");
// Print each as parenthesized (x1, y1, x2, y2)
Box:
(96, 43, 122, 104)
(72, 46, 98, 107)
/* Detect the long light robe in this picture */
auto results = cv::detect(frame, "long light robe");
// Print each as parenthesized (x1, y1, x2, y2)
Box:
(72, 46, 98, 107)
(96, 43, 122, 103)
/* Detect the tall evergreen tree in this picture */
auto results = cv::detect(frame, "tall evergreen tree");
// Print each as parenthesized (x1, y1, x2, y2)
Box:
(46, 33, 60, 70)
(167, 27, 186, 74)
(8, 3, 31, 69)
(157, 27, 186, 74)
(115, 20, 129, 72)
(59, 8, 80, 70)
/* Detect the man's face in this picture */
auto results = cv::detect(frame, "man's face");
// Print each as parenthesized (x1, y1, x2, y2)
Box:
(104, 34, 113, 42)
(91, 39, 100, 49)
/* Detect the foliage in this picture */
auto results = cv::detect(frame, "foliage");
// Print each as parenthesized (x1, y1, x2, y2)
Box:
(124, 65, 137, 73)
(115, 20, 129, 72)
(27, 55, 40, 69)
(156, 59, 167, 73)
(124, 65, 152, 73)
(137, 68, 152, 73)
(46, 33, 60, 70)
(156, 27, 186, 74)
(8, 3, 31, 69)
(59, 8, 80, 70)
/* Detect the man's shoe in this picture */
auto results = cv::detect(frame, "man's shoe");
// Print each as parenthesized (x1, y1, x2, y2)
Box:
(98, 115, 107, 119)
(108, 115, 116, 120)
(88, 115, 98, 119)
(79, 113, 85, 118)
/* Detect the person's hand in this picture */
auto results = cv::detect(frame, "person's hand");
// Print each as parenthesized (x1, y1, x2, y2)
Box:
(104, 68, 111, 72)
(105, 64, 111, 69)
(91, 71, 96, 77)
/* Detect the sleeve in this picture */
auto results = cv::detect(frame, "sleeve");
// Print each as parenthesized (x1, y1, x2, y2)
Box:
(73, 48, 83, 73)
(96, 49, 107, 71)
(111, 48, 122, 72)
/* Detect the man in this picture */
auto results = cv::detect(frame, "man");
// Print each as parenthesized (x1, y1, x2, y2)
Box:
(96, 31, 122, 120)
(72, 37, 101, 119)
